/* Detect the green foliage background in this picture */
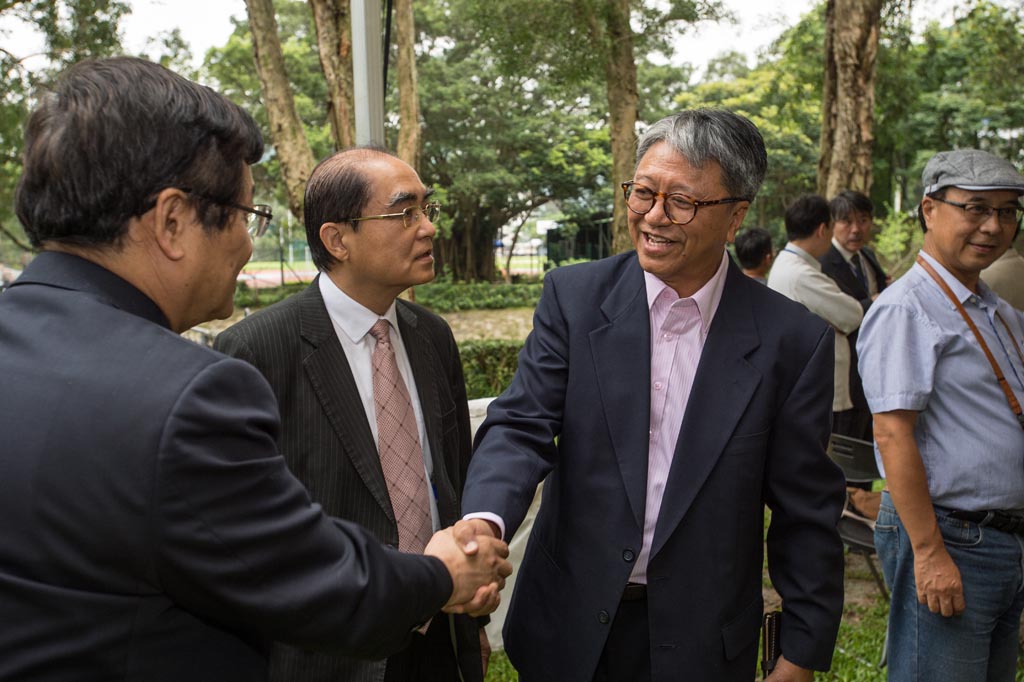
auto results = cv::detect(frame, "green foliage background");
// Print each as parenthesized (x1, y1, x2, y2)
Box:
(3, 0, 1024, 278)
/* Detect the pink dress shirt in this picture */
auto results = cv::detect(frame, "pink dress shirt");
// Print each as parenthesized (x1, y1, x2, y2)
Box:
(630, 251, 729, 582)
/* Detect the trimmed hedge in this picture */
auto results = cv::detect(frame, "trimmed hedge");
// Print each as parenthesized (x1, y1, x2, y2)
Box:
(458, 339, 523, 400)
(234, 280, 543, 314)
(234, 281, 307, 309)
(413, 282, 543, 313)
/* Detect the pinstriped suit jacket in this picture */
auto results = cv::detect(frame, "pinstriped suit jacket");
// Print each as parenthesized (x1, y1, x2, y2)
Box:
(215, 278, 481, 682)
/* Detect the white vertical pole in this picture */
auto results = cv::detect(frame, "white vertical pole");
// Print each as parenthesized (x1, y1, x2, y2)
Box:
(351, 0, 385, 145)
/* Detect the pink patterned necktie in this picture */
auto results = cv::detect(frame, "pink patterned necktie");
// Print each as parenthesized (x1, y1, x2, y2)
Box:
(369, 319, 432, 553)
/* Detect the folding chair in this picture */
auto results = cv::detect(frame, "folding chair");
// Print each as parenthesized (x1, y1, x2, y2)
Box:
(827, 433, 889, 668)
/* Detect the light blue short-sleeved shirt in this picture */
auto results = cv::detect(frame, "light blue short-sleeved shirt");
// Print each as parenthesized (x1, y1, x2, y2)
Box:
(857, 250, 1024, 510)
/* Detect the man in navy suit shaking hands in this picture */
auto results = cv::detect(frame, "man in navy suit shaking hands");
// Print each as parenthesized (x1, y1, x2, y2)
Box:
(462, 109, 846, 682)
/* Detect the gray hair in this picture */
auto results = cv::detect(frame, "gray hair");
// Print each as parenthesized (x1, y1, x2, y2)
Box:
(635, 109, 767, 201)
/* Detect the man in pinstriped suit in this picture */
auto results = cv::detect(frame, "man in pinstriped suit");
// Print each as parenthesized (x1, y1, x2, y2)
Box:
(215, 147, 486, 682)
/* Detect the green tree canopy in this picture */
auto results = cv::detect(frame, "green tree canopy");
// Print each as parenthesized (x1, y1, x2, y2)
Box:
(0, 0, 128, 263)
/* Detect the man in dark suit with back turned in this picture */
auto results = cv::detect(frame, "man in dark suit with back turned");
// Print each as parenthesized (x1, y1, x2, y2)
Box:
(216, 147, 487, 682)
(461, 109, 846, 682)
(819, 190, 890, 442)
(0, 57, 509, 682)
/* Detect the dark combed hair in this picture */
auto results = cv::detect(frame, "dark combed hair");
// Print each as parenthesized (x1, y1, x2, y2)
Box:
(829, 190, 874, 222)
(734, 227, 773, 269)
(15, 56, 264, 249)
(303, 145, 395, 271)
(784, 194, 832, 241)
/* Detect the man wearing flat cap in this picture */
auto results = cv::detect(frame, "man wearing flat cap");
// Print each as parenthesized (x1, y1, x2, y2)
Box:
(858, 149, 1024, 681)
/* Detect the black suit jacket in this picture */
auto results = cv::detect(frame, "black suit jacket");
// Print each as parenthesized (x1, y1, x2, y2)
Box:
(0, 253, 452, 682)
(215, 279, 481, 682)
(819, 245, 888, 411)
(462, 253, 846, 682)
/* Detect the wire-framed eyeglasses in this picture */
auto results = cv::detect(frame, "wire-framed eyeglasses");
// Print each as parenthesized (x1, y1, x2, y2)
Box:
(621, 182, 747, 226)
(350, 202, 442, 229)
(930, 195, 1023, 227)
(182, 188, 272, 238)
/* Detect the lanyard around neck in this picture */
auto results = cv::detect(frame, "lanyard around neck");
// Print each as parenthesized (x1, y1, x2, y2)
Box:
(916, 254, 1024, 430)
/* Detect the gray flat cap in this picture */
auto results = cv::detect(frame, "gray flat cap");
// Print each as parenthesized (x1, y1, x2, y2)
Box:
(922, 149, 1024, 195)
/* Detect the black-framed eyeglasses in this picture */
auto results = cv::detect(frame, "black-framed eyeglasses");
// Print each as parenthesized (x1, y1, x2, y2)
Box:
(350, 202, 441, 230)
(930, 195, 1023, 227)
(182, 188, 273, 238)
(621, 182, 747, 226)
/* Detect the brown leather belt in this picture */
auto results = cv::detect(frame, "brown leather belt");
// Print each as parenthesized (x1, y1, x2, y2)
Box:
(621, 582, 647, 602)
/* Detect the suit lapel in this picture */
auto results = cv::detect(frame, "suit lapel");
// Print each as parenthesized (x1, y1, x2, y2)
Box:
(651, 264, 762, 557)
(398, 303, 460, 527)
(589, 258, 651, 532)
(825, 246, 866, 299)
(298, 279, 395, 524)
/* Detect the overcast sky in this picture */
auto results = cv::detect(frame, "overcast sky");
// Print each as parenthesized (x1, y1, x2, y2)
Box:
(0, 0, 976, 76)
(1, 0, 821, 73)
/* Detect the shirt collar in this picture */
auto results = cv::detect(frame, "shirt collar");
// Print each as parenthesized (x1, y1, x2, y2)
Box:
(318, 273, 399, 343)
(916, 250, 999, 308)
(782, 242, 823, 271)
(831, 237, 857, 262)
(643, 250, 729, 335)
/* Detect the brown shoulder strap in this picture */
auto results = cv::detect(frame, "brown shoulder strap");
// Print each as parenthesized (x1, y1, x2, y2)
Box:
(916, 254, 1024, 430)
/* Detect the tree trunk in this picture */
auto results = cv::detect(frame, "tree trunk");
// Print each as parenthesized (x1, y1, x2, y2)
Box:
(504, 208, 535, 284)
(394, 0, 420, 169)
(577, 0, 637, 255)
(245, 0, 317, 222)
(309, 0, 355, 149)
(818, 0, 884, 198)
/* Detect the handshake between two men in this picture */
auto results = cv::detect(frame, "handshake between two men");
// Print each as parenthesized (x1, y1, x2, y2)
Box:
(425, 519, 512, 617)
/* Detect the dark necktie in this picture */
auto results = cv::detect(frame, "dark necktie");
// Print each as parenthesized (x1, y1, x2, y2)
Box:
(850, 252, 869, 292)
(369, 319, 432, 553)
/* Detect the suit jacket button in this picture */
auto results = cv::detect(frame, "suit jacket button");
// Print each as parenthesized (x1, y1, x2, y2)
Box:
(622, 549, 635, 562)
(598, 610, 610, 624)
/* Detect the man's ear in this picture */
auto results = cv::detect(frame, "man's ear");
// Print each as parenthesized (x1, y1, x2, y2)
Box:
(725, 203, 749, 243)
(151, 188, 194, 261)
(920, 197, 939, 231)
(320, 222, 350, 263)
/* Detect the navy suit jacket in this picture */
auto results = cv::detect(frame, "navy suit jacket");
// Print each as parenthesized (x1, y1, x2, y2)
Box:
(0, 253, 451, 681)
(462, 253, 846, 682)
(215, 280, 482, 682)
(819, 245, 888, 411)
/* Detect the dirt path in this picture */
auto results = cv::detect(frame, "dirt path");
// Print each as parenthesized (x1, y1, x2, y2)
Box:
(441, 308, 534, 342)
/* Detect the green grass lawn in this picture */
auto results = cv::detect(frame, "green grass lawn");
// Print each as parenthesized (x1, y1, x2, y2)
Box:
(497, 254, 546, 275)
(242, 260, 314, 272)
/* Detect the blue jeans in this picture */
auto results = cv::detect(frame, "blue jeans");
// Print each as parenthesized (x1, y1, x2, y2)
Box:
(875, 492, 1024, 681)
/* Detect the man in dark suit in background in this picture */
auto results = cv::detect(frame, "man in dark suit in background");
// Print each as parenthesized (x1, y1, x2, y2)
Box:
(461, 109, 846, 682)
(216, 147, 487, 682)
(0, 57, 509, 682)
(819, 190, 890, 441)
